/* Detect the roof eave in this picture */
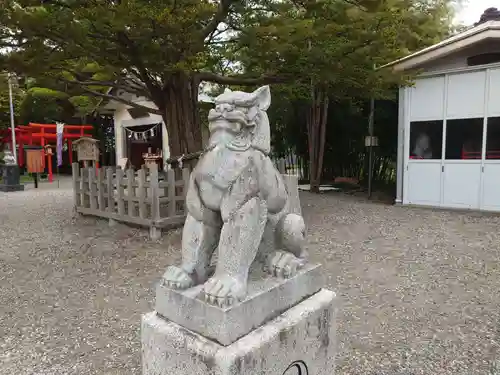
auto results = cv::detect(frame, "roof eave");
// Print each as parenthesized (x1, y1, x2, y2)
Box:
(383, 22, 500, 72)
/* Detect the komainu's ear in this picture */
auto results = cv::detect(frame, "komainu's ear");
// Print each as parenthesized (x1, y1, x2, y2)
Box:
(253, 85, 271, 110)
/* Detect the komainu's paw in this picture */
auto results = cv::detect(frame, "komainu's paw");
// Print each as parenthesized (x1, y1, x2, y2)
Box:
(279, 214, 306, 258)
(162, 266, 195, 289)
(266, 251, 306, 279)
(201, 275, 246, 307)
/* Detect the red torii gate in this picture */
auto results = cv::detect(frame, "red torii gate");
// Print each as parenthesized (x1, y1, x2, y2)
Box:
(0, 123, 94, 182)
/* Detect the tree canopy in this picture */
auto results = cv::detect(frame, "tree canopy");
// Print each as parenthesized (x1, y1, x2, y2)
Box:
(0, 0, 461, 158)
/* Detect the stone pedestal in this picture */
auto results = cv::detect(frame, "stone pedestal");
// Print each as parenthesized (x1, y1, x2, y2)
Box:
(0, 165, 24, 192)
(142, 265, 337, 375)
(143, 289, 336, 375)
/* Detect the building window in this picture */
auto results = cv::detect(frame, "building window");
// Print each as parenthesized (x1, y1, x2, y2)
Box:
(409, 120, 443, 160)
(486, 117, 500, 159)
(445, 118, 483, 160)
(467, 53, 500, 67)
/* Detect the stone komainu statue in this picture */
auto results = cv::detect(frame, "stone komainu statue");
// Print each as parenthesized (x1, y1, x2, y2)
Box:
(163, 86, 307, 306)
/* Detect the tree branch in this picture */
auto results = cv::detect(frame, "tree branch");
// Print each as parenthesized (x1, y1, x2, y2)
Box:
(85, 87, 162, 115)
(40, 0, 73, 9)
(196, 71, 287, 86)
(68, 79, 148, 97)
(60, 79, 162, 115)
(201, 0, 235, 40)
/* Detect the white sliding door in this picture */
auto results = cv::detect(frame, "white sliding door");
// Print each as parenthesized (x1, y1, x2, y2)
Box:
(405, 118, 444, 206)
(442, 116, 484, 210)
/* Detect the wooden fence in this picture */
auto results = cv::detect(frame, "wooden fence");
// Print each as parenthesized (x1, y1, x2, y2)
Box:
(72, 163, 190, 239)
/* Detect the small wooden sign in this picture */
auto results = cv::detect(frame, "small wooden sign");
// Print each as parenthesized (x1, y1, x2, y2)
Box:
(365, 135, 379, 147)
(73, 137, 99, 162)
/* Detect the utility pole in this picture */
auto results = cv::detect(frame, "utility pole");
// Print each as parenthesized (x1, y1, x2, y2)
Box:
(8, 73, 17, 163)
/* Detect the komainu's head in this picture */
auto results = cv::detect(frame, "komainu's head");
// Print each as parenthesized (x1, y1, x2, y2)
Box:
(208, 85, 271, 154)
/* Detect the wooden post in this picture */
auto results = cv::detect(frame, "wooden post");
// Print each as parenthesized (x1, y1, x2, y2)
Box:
(149, 163, 161, 240)
(97, 167, 105, 211)
(126, 168, 135, 217)
(106, 167, 114, 213)
(277, 159, 286, 174)
(182, 168, 190, 200)
(150, 164, 160, 220)
(138, 167, 147, 219)
(105, 167, 115, 226)
(80, 167, 87, 208)
(167, 169, 176, 217)
(72, 162, 80, 208)
(89, 166, 97, 210)
(116, 167, 125, 216)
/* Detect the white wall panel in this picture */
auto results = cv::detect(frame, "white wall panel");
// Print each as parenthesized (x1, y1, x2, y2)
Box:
(409, 76, 445, 121)
(487, 68, 500, 116)
(481, 163, 500, 210)
(442, 162, 481, 209)
(446, 71, 486, 119)
(405, 162, 441, 205)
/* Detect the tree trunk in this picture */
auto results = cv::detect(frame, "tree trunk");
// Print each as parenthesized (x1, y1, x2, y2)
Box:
(160, 73, 203, 168)
(306, 87, 329, 193)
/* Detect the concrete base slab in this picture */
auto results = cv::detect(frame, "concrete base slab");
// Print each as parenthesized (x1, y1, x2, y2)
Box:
(0, 184, 24, 192)
(142, 288, 337, 375)
(155, 263, 323, 345)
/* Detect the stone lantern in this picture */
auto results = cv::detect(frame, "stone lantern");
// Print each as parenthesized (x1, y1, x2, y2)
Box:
(0, 147, 24, 192)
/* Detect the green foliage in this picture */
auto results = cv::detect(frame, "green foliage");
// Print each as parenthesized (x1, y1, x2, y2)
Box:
(16, 79, 102, 124)
(234, 0, 460, 100)
(0, 0, 461, 157)
(19, 90, 68, 124)
(68, 95, 101, 118)
(27, 87, 69, 100)
(0, 0, 458, 100)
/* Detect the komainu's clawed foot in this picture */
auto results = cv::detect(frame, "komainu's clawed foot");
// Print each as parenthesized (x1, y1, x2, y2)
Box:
(266, 250, 306, 279)
(201, 275, 246, 307)
(162, 266, 195, 289)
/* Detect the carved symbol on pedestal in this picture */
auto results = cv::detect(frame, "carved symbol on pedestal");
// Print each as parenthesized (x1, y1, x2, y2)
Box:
(283, 361, 308, 375)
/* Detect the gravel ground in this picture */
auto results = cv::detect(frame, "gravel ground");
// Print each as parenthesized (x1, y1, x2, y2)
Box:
(1, 182, 500, 374)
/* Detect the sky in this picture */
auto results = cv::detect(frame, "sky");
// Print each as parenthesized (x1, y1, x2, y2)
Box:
(456, 0, 499, 26)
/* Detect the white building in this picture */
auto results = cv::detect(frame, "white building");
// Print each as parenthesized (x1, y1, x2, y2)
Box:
(388, 9, 500, 212)
(99, 87, 213, 170)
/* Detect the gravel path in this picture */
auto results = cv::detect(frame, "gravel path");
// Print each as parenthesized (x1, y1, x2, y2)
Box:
(1, 184, 500, 374)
